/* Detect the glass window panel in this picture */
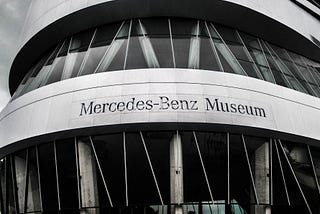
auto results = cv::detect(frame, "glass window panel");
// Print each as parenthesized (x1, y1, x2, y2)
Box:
(310, 84, 320, 97)
(297, 65, 315, 84)
(148, 36, 174, 68)
(282, 59, 305, 81)
(277, 142, 305, 206)
(197, 132, 228, 203)
(125, 21, 149, 69)
(78, 23, 121, 77)
(188, 24, 200, 69)
(207, 24, 220, 39)
(0, 158, 5, 214)
(26, 148, 41, 212)
(171, 18, 197, 36)
(269, 44, 290, 61)
(91, 133, 126, 207)
(182, 132, 211, 203)
(282, 141, 320, 212)
(142, 18, 169, 36)
(239, 33, 261, 50)
(172, 36, 190, 68)
(238, 60, 260, 79)
(126, 132, 161, 205)
(264, 53, 290, 87)
(19, 43, 62, 94)
(65, 30, 94, 78)
(272, 141, 290, 205)
(229, 134, 255, 206)
(45, 39, 70, 85)
(213, 39, 246, 75)
(227, 41, 250, 62)
(171, 19, 197, 68)
(199, 37, 221, 71)
(96, 21, 130, 73)
(142, 131, 172, 204)
(5, 157, 16, 214)
(310, 146, 320, 192)
(92, 23, 121, 47)
(14, 150, 27, 212)
(38, 143, 59, 211)
(215, 25, 241, 44)
(141, 19, 173, 68)
(55, 139, 79, 210)
(259, 66, 275, 83)
(19, 53, 51, 95)
(285, 74, 307, 93)
(287, 51, 304, 66)
(309, 67, 320, 84)
(249, 49, 269, 67)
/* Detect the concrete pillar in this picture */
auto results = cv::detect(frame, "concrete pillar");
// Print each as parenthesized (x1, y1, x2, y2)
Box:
(26, 162, 41, 212)
(170, 133, 183, 214)
(252, 142, 271, 214)
(14, 155, 26, 212)
(78, 140, 99, 214)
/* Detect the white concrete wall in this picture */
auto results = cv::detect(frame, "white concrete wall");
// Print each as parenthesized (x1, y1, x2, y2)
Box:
(0, 69, 319, 148)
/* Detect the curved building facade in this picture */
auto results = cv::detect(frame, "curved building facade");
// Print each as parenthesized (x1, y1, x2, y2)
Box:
(1, 0, 320, 213)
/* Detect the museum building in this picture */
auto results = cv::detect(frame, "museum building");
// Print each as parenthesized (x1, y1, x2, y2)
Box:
(1, 0, 320, 213)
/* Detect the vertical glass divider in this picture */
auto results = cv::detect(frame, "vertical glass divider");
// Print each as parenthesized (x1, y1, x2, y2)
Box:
(23, 149, 30, 213)
(77, 28, 98, 77)
(168, 19, 176, 68)
(241, 135, 259, 204)
(139, 132, 164, 205)
(192, 131, 215, 207)
(35, 145, 43, 211)
(53, 141, 61, 210)
(274, 139, 290, 205)
(204, 21, 224, 72)
(278, 139, 312, 214)
(123, 132, 128, 206)
(93, 21, 125, 74)
(307, 145, 320, 196)
(123, 19, 132, 70)
(74, 137, 82, 209)
(89, 136, 113, 207)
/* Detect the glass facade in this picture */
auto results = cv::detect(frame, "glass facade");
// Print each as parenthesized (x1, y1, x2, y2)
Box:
(11, 18, 320, 100)
(1, 130, 320, 213)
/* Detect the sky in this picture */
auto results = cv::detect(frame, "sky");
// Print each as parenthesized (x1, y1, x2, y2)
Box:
(0, 0, 32, 111)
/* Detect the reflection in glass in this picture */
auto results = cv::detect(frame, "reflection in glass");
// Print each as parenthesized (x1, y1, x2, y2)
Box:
(25, 147, 41, 213)
(14, 150, 27, 212)
(12, 18, 320, 100)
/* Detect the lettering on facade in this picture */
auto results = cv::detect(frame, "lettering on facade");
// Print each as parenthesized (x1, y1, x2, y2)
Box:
(79, 96, 267, 118)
